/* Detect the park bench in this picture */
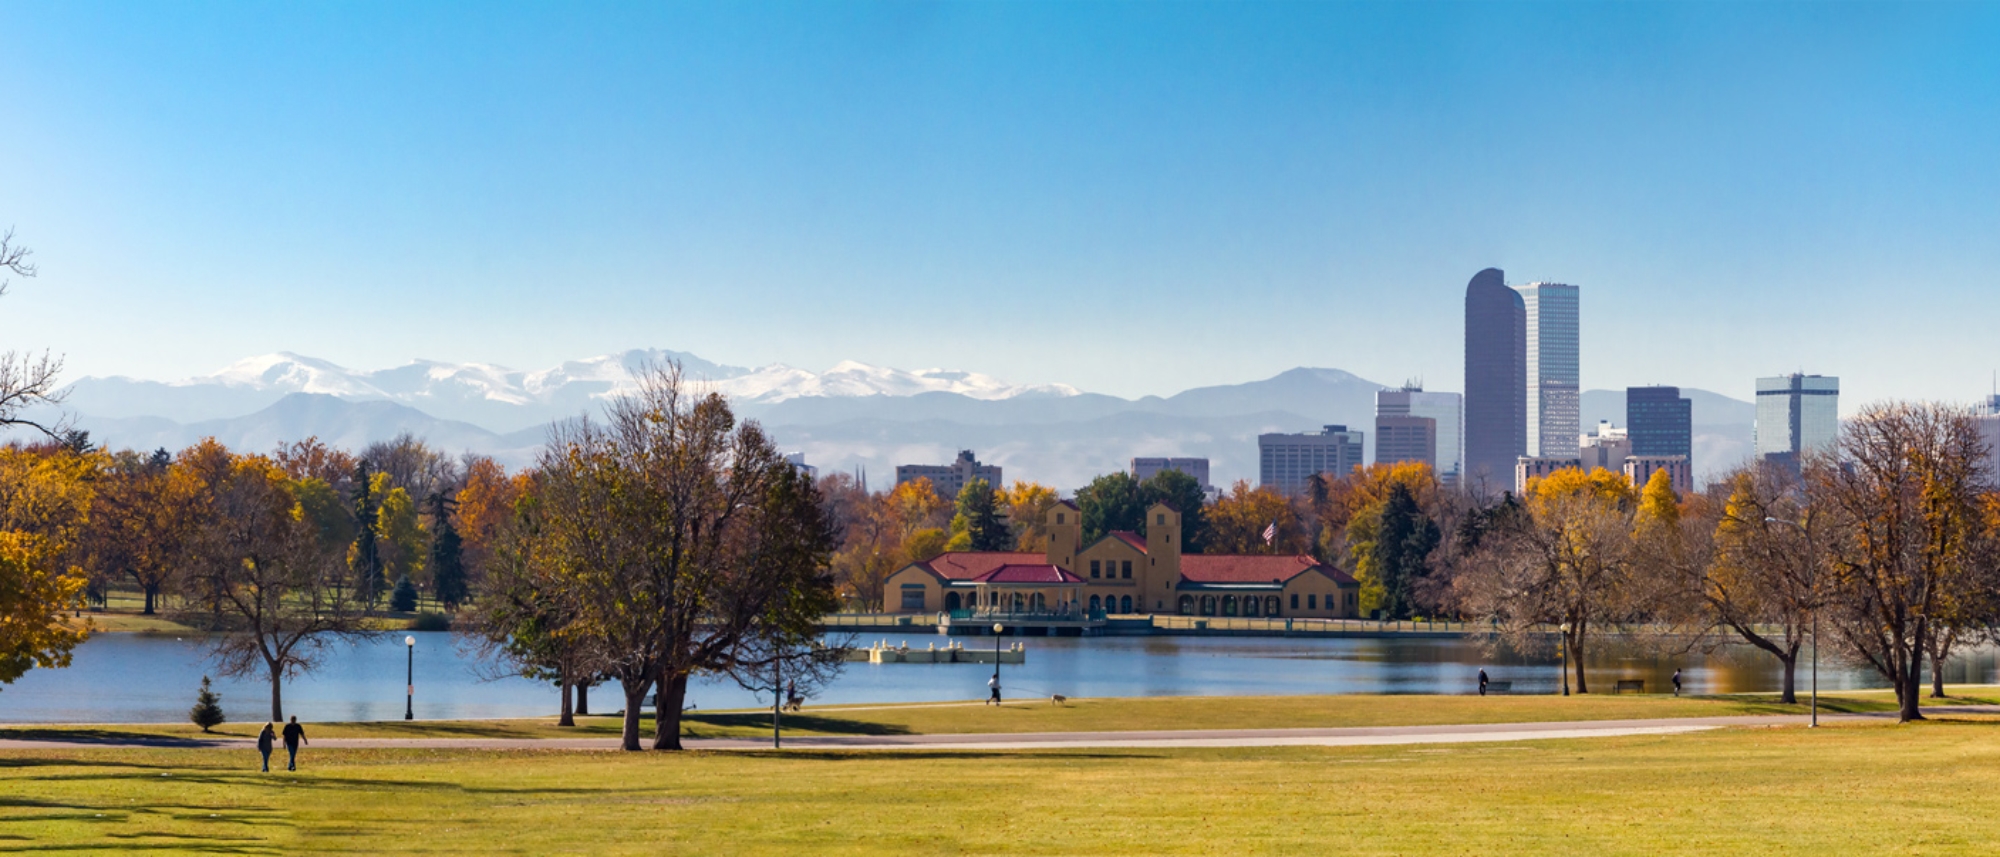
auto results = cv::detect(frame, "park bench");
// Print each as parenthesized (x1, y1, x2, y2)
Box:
(1484, 681, 1512, 694)
(1612, 679, 1646, 694)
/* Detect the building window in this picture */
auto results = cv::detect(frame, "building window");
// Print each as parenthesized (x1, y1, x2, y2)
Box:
(1307, 594, 1317, 610)
(900, 585, 926, 611)
(1057, 513, 1065, 524)
(1291, 593, 1299, 609)
(1121, 561, 1132, 579)
(1156, 514, 1165, 526)
(1120, 595, 1133, 613)
(1090, 560, 1100, 579)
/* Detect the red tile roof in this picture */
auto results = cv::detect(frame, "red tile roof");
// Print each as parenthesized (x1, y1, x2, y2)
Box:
(1180, 554, 1357, 586)
(1108, 531, 1148, 552)
(973, 564, 1086, 584)
(913, 552, 1049, 582)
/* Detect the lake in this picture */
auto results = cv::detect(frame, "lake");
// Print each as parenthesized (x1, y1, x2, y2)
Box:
(3, 631, 1993, 724)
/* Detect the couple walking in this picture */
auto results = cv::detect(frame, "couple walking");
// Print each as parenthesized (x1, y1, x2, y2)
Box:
(256, 716, 309, 772)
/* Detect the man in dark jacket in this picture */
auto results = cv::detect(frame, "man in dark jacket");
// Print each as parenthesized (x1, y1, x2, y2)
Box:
(1478, 669, 1489, 697)
(282, 716, 308, 771)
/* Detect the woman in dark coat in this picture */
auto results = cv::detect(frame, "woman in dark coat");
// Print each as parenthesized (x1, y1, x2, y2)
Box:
(256, 723, 276, 772)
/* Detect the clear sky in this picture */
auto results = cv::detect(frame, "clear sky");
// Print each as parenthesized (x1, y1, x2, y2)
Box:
(3, 1, 1998, 409)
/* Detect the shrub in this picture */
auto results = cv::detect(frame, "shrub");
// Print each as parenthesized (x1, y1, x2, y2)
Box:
(390, 575, 419, 612)
(189, 676, 225, 732)
(411, 611, 451, 632)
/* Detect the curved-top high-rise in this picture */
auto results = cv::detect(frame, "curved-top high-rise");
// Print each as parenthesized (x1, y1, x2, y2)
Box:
(1462, 268, 1525, 494)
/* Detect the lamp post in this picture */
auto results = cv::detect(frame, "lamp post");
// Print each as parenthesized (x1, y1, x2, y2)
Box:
(404, 635, 416, 721)
(1766, 516, 1819, 728)
(992, 623, 1005, 700)
(1559, 622, 1572, 697)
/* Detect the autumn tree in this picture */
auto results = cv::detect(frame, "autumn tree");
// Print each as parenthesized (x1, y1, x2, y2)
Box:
(1812, 402, 1994, 721)
(1206, 480, 1309, 554)
(462, 480, 604, 727)
(0, 445, 95, 687)
(454, 455, 527, 597)
(177, 451, 375, 720)
(82, 449, 201, 614)
(1347, 481, 1440, 619)
(1001, 480, 1061, 551)
(945, 478, 1010, 552)
(1455, 468, 1641, 694)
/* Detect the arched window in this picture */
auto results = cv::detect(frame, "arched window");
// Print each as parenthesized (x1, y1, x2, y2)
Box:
(1201, 596, 1217, 616)
(1222, 595, 1238, 617)
(1031, 592, 1046, 612)
(1120, 595, 1132, 614)
(1244, 597, 1260, 617)
(1089, 594, 1102, 612)
(1178, 595, 1195, 615)
(945, 592, 962, 612)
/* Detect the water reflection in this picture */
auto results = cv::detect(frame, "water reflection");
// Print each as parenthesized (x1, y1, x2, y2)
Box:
(2, 631, 1993, 724)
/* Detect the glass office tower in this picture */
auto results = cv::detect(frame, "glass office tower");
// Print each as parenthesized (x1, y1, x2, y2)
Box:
(1517, 283, 1580, 459)
(1626, 386, 1692, 458)
(1755, 374, 1840, 457)
(1463, 268, 1526, 489)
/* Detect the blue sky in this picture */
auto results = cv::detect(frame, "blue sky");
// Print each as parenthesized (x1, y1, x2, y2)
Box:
(3, 1, 1998, 408)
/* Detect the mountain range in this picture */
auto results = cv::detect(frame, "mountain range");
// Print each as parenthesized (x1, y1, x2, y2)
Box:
(42, 351, 1758, 491)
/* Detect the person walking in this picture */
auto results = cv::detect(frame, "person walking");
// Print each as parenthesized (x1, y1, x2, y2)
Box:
(1672, 668, 1683, 697)
(282, 716, 308, 771)
(256, 723, 276, 772)
(987, 674, 1001, 706)
(1478, 668, 1489, 697)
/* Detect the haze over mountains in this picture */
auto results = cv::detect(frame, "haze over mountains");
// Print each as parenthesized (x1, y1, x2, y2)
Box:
(48, 351, 1758, 491)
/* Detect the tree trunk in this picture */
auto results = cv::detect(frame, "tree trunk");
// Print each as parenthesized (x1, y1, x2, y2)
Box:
(270, 670, 284, 723)
(653, 672, 688, 751)
(1570, 633, 1588, 695)
(557, 674, 575, 728)
(1932, 658, 1947, 699)
(1899, 644, 1925, 722)
(576, 682, 590, 716)
(142, 583, 157, 616)
(1778, 651, 1797, 705)
(619, 680, 649, 751)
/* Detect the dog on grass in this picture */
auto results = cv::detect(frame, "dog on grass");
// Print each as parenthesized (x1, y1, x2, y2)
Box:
(1050, 694, 1067, 706)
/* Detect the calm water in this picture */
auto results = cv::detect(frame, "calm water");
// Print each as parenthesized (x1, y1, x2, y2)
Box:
(3, 631, 1994, 724)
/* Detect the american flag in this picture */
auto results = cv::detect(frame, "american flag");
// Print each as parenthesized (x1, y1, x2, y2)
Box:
(1262, 522, 1276, 545)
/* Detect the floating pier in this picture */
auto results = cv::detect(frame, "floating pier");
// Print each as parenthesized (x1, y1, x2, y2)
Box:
(843, 639, 1026, 665)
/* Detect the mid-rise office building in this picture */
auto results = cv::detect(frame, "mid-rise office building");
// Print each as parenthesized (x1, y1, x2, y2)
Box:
(1517, 282, 1581, 460)
(896, 449, 1002, 500)
(1579, 421, 1632, 472)
(1376, 386, 1463, 483)
(1516, 456, 1583, 494)
(1625, 455, 1692, 496)
(1259, 425, 1364, 497)
(783, 452, 818, 480)
(1130, 457, 1212, 490)
(1626, 386, 1692, 459)
(1755, 375, 1840, 460)
(1464, 268, 1527, 491)
(1373, 416, 1438, 470)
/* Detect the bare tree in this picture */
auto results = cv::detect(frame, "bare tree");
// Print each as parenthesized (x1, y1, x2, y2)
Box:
(0, 228, 66, 439)
(1812, 402, 1991, 722)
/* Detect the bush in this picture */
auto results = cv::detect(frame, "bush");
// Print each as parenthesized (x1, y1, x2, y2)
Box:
(410, 611, 451, 632)
(189, 676, 225, 732)
(390, 575, 419, 612)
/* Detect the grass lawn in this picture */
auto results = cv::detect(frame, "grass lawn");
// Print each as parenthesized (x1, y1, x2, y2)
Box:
(7, 688, 1996, 744)
(4, 714, 1999, 854)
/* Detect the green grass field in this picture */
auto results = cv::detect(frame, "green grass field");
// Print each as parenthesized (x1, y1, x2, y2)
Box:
(9, 689, 1992, 744)
(5, 713, 1999, 855)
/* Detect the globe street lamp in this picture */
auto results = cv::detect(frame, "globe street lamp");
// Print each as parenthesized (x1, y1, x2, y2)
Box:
(992, 623, 1005, 703)
(404, 635, 416, 721)
(1766, 516, 1820, 728)
(1558, 622, 1572, 697)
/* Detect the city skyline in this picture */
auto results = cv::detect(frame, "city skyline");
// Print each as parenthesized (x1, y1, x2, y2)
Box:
(4, 3, 2000, 410)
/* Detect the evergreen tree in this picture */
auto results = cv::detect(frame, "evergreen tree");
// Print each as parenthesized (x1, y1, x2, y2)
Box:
(427, 494, 467, 610)
(1370, 482, 1440, 620)
(350, 462, 384, 604)
(1075, 472, 1145, 545)
(390, 574, 419, 613)
(958, 479, 1011, 552)
(189, 676, 225, 733)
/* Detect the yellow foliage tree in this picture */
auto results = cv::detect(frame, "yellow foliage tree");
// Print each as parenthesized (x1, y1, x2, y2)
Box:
(1003, 480, 1061, 551)
(0, 447, 96, 686)
(1206, 480, 1308, 555)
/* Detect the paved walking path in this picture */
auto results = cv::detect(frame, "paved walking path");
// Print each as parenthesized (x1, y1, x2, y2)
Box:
(5, 707, 1993, 752)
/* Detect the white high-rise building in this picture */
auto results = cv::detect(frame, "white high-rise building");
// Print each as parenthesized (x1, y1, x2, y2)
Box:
(1517, 283, 1580, 459)
(1754, 374, 1840, 459)
(1375, 386, 1463, 484)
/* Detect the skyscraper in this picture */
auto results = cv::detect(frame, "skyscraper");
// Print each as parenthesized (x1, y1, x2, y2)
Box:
(1755, 374, 1840, 459)
(1258, 426, 1364, 497)
(1463, 268, 1525, 489)
(1375, 386, 1463, 483)
(1517, 282, 1580, 459)
(1626, 386, 1692, 458)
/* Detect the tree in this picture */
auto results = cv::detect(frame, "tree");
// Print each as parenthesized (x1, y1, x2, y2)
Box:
(1349, 482, 1441, 619)
(1206, 481, 1309, 554)
(349, 462, 385, 604)
(0, 228, 67, 438)
(0, 446, 95, 687)
(454, 455, 526, 598)
(461, 483, 602, 728)
(82, 448, 200, 615)
(535, 363, 843, 751)
(189, 676, 226, 732)
(179, 452, 375, 721)
(1455, 468, 1640, 694)
(427, 493, 467, 610)
(375, 484, 428, 591)
(1812, 402, 1993, 722)
(1076, 472, 1145, 545)
(390, 575, 419, 612)
(945, 478, 1011, 552)
(1001, 480, 1061, 551)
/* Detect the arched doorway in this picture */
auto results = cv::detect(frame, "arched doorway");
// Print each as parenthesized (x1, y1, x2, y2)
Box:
(1222, 596, 1238, 617)
(1178, 595, 1194, 615)
(945, 592, 961, 612)
(1120, 595, 1133, 614)
(1244, 597, 1260, 617)
(1030, 592, 1046, 612)
(1089, 594, 1102, 612)
(1200, 596, 1217, 616)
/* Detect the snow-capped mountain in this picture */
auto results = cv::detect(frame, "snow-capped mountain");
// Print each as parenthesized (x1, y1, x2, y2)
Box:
(60, 349, 1081, 430)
